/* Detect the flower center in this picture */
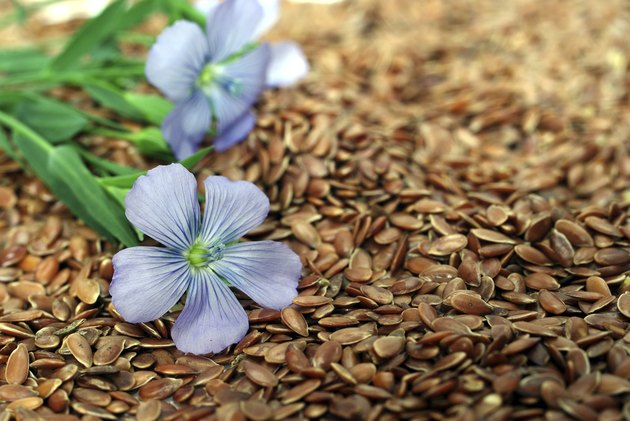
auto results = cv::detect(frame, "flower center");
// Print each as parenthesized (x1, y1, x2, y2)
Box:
(197, 64, 220, 87)
(184, 241, 225, 268)
(197, 63, 243, 97)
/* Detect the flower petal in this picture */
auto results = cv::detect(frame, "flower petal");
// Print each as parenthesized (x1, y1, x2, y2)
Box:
(125, 163, 201, 251)
(213, 110, 255, 152)
(213, 241, 301, 310)
(200, 176, 269, 244)
(171, 269, 248, 354)
(161, 90, 212, 160)
(209, 43, 270, 137)
(146, 21, 209, 102)
(266, 41, 309, 87)
(110, 247, 190, 323)
(206, 0, 263, 62)
(253, 0, 280, 38)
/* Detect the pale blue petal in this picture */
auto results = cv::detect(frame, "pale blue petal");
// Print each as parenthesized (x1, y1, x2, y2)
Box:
(206, 0, 263, 62)
(266, 42, 309, 87)
(210, 44, 270, 136)
(161, 90, 212, 160)
(172, 269, 248, 354)
(146, 21, 209, 102)
(213, 241, 301, 310)
(125, 164, 200, 251)
(253, 0, 279, 38)
(110, 247, 191, 323)
(199, 176, 269, 244)
(213, 110, 255, 151)
(196, 0, 219, 16)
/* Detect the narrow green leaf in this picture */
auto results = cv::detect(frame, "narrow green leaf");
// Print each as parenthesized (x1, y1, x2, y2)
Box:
(82, 80, 144, 120)
(123, 93, 173, 125)
(73, 147, 140, 176)
(97, 146, 213, 190)
(119, 0, 160, 30)
(0, 128, 19, 162)
(47, 0, 127, 72)
(0, 111, 138, 246)
(15, 95, 87, 143)
(46, 146, 139, 246)
(160, 0, 206, 26)
(0, 48, 49, 73)
(180, 146, 212, 169)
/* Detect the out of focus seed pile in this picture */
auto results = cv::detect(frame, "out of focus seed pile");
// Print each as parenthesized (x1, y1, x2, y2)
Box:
(1, 0, 630, 420)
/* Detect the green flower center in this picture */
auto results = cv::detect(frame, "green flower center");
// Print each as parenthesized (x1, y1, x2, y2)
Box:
(197, 64, 220, 87)
(184, 241, 225, 268)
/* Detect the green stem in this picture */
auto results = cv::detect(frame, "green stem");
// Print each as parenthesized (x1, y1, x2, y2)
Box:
(0, 64, 146, 88)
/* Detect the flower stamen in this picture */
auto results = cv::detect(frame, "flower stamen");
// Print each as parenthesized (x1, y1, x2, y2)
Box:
(185, 241, 225, 268)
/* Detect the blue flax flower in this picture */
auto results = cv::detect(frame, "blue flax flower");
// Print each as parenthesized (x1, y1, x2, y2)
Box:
(110, 163, 302, 354)
(146, 0, 308, 160)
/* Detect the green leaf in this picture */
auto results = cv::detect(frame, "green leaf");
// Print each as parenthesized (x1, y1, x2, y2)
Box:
(0, 110, 138, 246)
(0, 128, 19, 162)
(119, 0, 160, 30)
(15, 95, 87, 143)
(0, 48, 49, 73)
(97, 146, 213, 190)
(73, 147, 140, 176)
(46, 146, 139, 246)
(123, 93, 173, 125)
(47, 0, 127, 72)
(180, 146, 212, 169)
(82, 80, 144, 120)
(160, 0, 206, 26)
(126, 127, 173, 159)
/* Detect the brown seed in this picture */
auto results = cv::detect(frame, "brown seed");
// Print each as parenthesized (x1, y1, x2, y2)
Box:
(6, 396, 43, 410)
(0, 384, 37, 401)
(344, 267, 373, 283)
(93, 338, 124, 366)
(450, 292, 493, 315)
(281, 307, 309, 337)
(36, 378, 62, 398)
(138, 378, 183, 400)
(514, 244, 552, 265)
(373, 336, 405, 358)
(292, 295, 333, 307)
(240, 399, 273, 421)
(6, 343, 29, 384)
(242, 360, 278, 387)
(374, 227, 402, 245)
(329, 327, 372, 345)
(291, 221, 320, 248)
(312, 340, 342, 369)
(136, 399, 161, 421)
(71, 402, 117, 420)
(471, 228, 516, 244)
(72, 388, 112, 407)
(429, 234, 468, 256)
(360, 285, 393, 305)
(281, 379, 321, 404)
(539, 290, 567, 314)
(66, 332, 93, 367)
(524, 273, 560, 290)
(618, 292, 630, 318)
(555, 219, 594, 247)
(584, 216, 622, 237)
(594, 248, 630, 266)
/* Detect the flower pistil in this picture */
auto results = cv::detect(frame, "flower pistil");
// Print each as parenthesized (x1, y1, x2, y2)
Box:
(185, 240, 225, 268)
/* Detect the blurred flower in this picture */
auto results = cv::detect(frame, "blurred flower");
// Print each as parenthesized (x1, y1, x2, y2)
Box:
(110, 164, 301, 354)
(146, 0, 308, 159)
